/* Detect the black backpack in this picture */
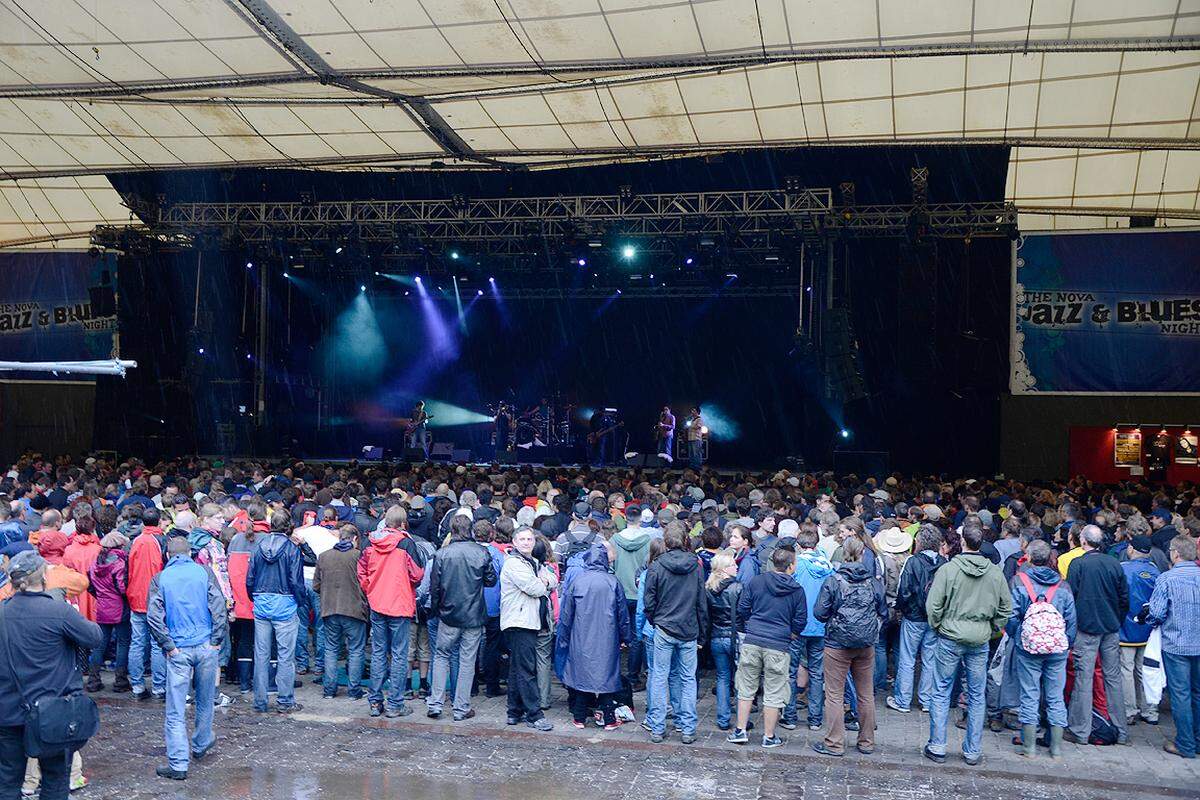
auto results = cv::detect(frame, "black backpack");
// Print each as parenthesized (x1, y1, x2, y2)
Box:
(832, 575, 882, 648)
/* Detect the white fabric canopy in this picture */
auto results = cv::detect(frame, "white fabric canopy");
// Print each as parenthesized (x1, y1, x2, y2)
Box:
(1, 0, 1199, 245)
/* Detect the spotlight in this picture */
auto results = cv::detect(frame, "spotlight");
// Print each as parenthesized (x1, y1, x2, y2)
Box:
(577, 258, 587, 267)
(700, 426, 709, 435)
(246, 353, 252, 360)
(488, 276, 495, 283)
(283, 272, 290, 278)
(621, 244, 636, 260)
(685, 257, 694, 265)
(335, 246, 343, 254)
(374, 271, 379, 276)
(839, 428, 851, 439)
(197, 348, 204, 355)
(726, 273, 738, 279)
(416, 276, 423, 283)
(616, 289, 622, 294)
(450, 251, 460, 260)
(360, 284, 366, 292)
(245, 261, 253, 269)
(404, 291, 410, 296)
(476, 289, 483, 296)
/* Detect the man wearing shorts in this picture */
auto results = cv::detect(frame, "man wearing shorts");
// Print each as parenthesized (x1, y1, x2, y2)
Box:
(726, 546, 808, 748)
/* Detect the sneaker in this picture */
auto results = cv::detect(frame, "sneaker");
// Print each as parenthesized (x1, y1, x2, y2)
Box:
(384, 706, 413, 718)
(452, 709, 475, 722)
(322, 691, 338, 699)
(21, 788, 35, 798)
(1139, 714, 1159, 726)
(726, 728, 749, 744)
(572, 721, 586, 729)
(526, 718, 553, 732)
(132, 687, 148, 701)
(369, 703, 384, 717)
(810, 742, 843, 757)
(650, 732, 664, 743)
(603, 722, 621, 731)
(69, 775, 89, 792)
(155, 766, 188, 781)
(762, 735, 784, 749)
(845, 719, 860, 732)
(808, 723, 822, 732)
(594, 711, 604, 727)
(193, 745, 213, 761)
(922, 745, 946, 764)
(777, 720, 797, 731)
(214, 692, 233, 709)
(347, 689, 365, 700)
(680, 732, 696, 745)
(426, 708, 442, 719)
(886, 696, 910, 713)
(506, 716, 521, 726)
(640, 719, 652, 732)
(277, 703, 303, 714)
(962, 752, 982, 766)
(716, 722, 731, 731)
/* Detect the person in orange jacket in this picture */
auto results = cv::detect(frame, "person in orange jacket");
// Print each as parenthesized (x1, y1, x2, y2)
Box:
(34, 531, 89, 599)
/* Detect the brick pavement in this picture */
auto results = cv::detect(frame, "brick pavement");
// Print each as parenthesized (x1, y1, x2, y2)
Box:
(78, 670, 1199, 799)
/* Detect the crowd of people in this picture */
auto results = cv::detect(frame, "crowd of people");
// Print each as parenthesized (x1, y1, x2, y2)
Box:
(1, 453, 1199, 795)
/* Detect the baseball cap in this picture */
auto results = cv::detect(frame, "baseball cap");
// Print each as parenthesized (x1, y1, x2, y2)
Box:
(7, 549, 46, 581)
(1129, 534, 1154, 553)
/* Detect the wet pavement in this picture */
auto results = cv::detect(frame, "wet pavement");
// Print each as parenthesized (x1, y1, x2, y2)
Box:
(77, 676, 1199, 800)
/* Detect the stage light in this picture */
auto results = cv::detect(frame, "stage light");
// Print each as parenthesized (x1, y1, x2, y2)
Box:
(415, 276, 423, 284)
(283, 272, 290, 278)
(488, 276, 495, 283)
(806, 286, 812, 292)
(700, 426, 709, 435)
(616, 289, 622, 294)
(404, 291, 410, 296)
(726, 273, 738, 279)
(476, 289, 483, 296)
(335, 246, 343, 254)
(245, 261, 253, 269)
(685, 257, 694, 265)
(577, 258, 587, 266)
(197, 348, 204, 355)
(424, 400, 492, 427)
(699, 405, 741, 441)
(245, 353, 252, 360)
(450, 251, 460, 260)
(621, 244, 636, 260)
(840, 428, 851, 439)
(360, 284, 366, 292)
(374, 271, 379, 276)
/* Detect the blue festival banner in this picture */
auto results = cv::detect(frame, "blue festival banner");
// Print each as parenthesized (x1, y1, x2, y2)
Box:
(1012, 229, 1200, 394)
(0, 251, 118, 381)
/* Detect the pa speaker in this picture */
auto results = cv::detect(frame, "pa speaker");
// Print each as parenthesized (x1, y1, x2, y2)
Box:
(403, 447, 426, 462)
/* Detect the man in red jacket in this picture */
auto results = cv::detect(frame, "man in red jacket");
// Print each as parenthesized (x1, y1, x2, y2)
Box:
(128, 511, 166, 700)
(358, 506, 424, 718)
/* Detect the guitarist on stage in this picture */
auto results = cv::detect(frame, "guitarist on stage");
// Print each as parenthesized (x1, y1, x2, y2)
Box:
(656, 405, 676, 462)
(589, 408, 621, 466)
(406, 400, 431, 459)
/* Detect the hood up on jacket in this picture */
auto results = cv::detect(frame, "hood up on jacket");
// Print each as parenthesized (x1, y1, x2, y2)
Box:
(367, 528, 403, 553)
(836, 561, 873, 583)
(795, 550, 835, 581)
(657, 548, 699, 576)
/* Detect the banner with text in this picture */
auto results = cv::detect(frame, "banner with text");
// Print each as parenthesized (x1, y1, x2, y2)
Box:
(0, 251, 118, 381)
(1012, 229, 1200, 394)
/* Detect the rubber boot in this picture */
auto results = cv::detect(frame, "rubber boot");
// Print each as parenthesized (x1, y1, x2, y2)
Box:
(85, 667, 104, 693)
(1049, 726, 1064, 760)
(1018, 724, 1037, 757)
(113, 668, 132, 693)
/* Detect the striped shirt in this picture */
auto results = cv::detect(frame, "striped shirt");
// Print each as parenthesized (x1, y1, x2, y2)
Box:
(1148, 561, 1200, 656)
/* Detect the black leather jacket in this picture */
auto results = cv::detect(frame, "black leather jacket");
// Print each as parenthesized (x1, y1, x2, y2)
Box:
(429, 540, 498, 628)
(705, 577, 742, 640)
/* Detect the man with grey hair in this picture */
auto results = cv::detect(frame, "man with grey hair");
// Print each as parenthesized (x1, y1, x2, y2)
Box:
(1064, 524, 1130, 745)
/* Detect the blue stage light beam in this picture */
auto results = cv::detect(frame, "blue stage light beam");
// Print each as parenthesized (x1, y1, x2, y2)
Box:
(424, 400, 494, 428)
(699, 404, 741, 442)
(324, 293, 385, 384)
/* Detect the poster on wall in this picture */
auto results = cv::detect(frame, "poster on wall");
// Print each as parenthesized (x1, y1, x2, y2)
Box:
(1177, 433, 1199, 465)
(1011, 229, 1200, 394)
(1114, 431, 1142, 467)
(0, 251, 118, 382)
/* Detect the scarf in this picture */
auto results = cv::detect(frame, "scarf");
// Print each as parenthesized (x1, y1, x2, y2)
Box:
(333, 539, 355, 552)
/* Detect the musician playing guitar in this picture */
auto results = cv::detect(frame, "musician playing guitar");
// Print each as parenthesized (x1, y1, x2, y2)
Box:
(588, 408, 622, 466)
(405, 400, 432, 458)
(655, 405, 676, 462)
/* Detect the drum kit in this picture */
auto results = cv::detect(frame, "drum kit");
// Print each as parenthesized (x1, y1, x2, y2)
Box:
(488, 396, 576, 451)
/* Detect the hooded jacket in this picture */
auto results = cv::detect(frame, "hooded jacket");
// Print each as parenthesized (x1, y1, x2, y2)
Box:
(225, 531, 260, 620)
(357, 528, 425, 618)
(896, 550, 947, 622)
(429, 539, 497, 628)
(926, 552, 1012, 646)
(246, 532, 307, 621)
(146, 554, 228, 651)
(1005, 565, 1077, 654)
(736, 571, 807, 652)
(126, 530, 164, 614)
(557, 545, 632, 694)
(642, 549, 708, 642)
(814, 562, 887, 649)
(706, 576, 743, 640)
(406, 507, 435, 544)
(88, 548, 128, 625)
(793, 549, 836, 637)
(500, 550, 555, 631)
(611, 530, 651, 600)
(62, 532, 101, 621)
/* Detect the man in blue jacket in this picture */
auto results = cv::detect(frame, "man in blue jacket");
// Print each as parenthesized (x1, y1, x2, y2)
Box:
(1121, 535, 1161, 726)
(727, 547, 807, 749)
(246, 511, 307, 714)
(146, 537, 229, 780)
(782, 528, 835, 731)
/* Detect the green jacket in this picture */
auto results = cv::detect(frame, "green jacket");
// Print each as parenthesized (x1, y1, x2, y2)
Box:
(611, 530, 652, 600)
(925, 553, 1012, 646)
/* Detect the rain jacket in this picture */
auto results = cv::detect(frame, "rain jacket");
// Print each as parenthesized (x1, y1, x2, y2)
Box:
(357, 528, 424, 618)
(1120, 557, 1160, 645)
(146, 554, 228, 651)
(500, 550, 555, 631)
(126, 530, 164, 613)
(429, 539, 497, 628)
(814, 562, 887, 649)
(706, 576, 742, 640)
(896, 550, 946, 622)
(793, 549, 836, 637)
(87, 547, 128, 625)
(62, 532, 101, 621)
(226, 531, 260, 620)
(736, 571, 807, 652)
(643, 549, 707, 642)
(734, 546, 761, 586)
(246, 532, 307, 622)
(611, 529, 651, 600)
(1005, 565, 1078, 654)
(557, 545, 632, 693)
(926, 552, 1012, 646)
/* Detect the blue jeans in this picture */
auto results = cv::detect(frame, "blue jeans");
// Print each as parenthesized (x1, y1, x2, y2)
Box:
(164, 644, 217, 772)
(783, 635, 825, 727)
(927, 637, 988, 757)
(253, 615, 299, 711)
(322, 614, 367, 696)
(875, 621, 894, 692)
(89, 619, 131, 672)
(710, 636, 735, 728)
(893, 619, 938, 711)
(1014, 648, 1068, 727)
(295, 583, 323, 673)
(1164, 652, 1200, 758)
(369, 612, 411, 710)
(129, 611, 165, 695)
(646, 628, 697, 735)
(642, 633, 680, 721)
(688, 439, 702, 469)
